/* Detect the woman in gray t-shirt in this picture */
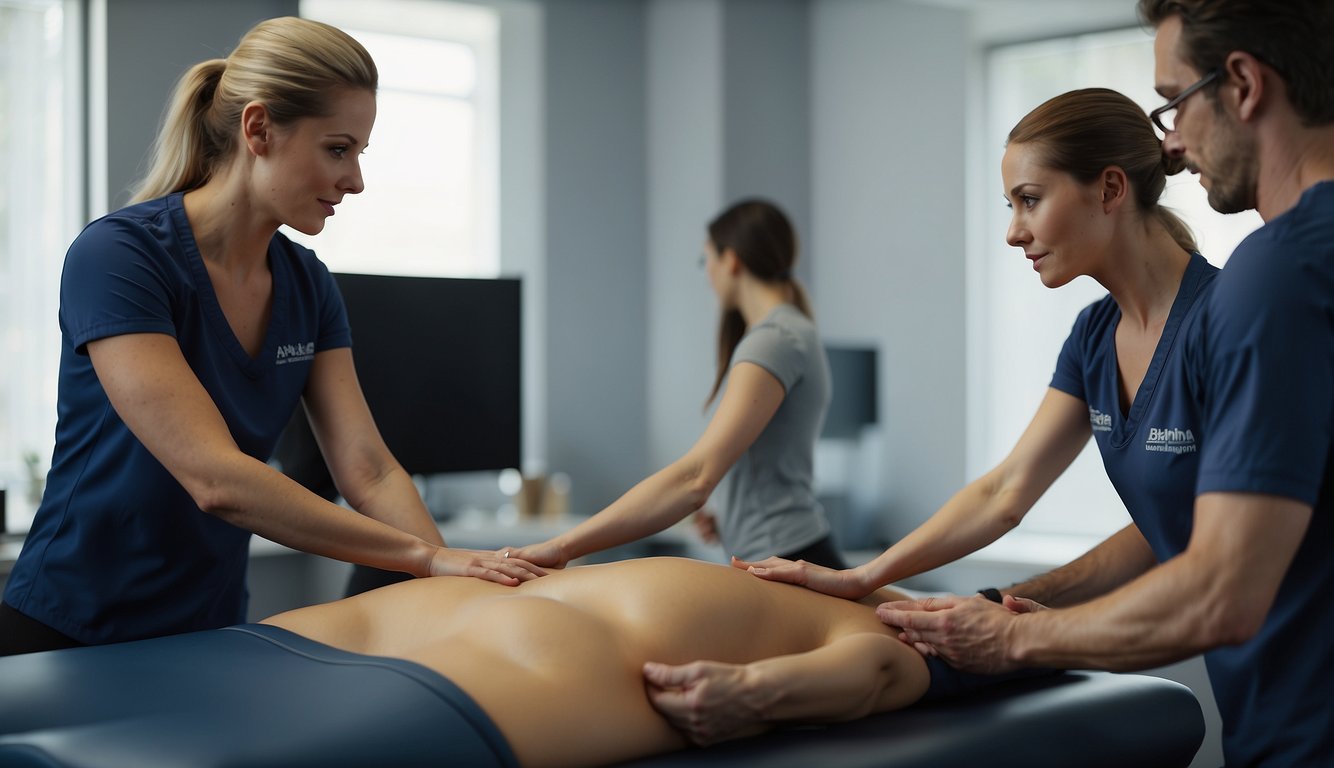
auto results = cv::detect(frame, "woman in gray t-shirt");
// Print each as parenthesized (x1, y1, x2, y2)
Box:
(510, 199, 845, 569)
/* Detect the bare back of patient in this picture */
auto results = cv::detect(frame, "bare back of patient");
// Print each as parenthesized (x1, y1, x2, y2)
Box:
(262, 557, 926, 767)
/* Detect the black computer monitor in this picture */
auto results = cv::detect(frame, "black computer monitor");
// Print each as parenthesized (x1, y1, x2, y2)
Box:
(822, 345, 878, 439)
(271, 273, 522, 499)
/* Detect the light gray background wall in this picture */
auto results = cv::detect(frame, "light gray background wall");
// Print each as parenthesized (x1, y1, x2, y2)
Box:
(810, 0, 969, 542)
(93, 0, 995, 536)
(103, 0, 299, 211)
(541, 0, 649, 513)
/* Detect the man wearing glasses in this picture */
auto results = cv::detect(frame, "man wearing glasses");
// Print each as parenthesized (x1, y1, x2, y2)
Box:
(882, 2, 1334, 765)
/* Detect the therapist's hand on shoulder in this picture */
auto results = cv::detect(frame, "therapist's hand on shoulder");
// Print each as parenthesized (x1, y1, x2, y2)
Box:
(428, 547, 546, 585)
(735, 556, 875, 600)
(643, 660, 768, 747)
(876, 594, 1025, 675)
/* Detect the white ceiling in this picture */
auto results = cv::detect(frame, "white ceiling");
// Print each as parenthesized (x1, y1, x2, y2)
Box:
(902, 0, 1141, 44)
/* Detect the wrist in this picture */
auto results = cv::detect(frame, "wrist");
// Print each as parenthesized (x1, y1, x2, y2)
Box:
(418, 541, 444, 577)
(851, 564, 878, 595)
(1002, 610, 1039, 666)
(740, 664, 776, 722)
(552, 536, 579, 564)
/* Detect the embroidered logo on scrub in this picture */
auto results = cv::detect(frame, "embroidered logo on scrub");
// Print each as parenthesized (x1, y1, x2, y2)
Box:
(1145, 427, 1197, 454)
(1088, 407, 1113, 432)
(275, 342, 316, 366)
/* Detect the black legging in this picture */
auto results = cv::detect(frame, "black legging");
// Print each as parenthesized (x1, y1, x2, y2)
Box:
(0, 601, 84, 657)
(777, 534, 848, 570)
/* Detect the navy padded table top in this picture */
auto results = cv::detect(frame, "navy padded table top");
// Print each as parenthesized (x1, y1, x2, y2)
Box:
(0, 625, 1203, 767)
(623, 669, 1204, 767)
(0, 624, 517, 768)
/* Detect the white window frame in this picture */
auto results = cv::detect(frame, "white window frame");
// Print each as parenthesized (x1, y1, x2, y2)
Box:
(295, 0, 500, 278)
(0, 0, 84, 532)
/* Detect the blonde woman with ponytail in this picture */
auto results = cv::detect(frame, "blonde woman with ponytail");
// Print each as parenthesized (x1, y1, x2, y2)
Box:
(1, 17, 541, 657)
(510, 199, 846, 571)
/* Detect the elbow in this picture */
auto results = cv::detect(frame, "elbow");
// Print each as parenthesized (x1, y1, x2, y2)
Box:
(1201, 603, 1267, 648)
(677, 460, 721, 513)
(182, 455, 257, 523)
(189, 476, 240, 521)
(1189, 548, 1274, 649)
(683, 477, 714, 513)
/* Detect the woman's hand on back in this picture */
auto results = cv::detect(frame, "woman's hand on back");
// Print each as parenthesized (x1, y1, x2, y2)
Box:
(506, 539, 571, 570)
(733, 555, 875, 600)
(428, 547, 546, 585)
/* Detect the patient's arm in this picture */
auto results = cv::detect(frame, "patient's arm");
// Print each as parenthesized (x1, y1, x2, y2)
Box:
(643, 632, 929, 746)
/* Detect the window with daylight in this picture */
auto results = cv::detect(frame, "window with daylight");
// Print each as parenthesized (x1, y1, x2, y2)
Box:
(0, 0, 83, 532)
(968, 27, 1263, 542)
(294, 0, 500, 278)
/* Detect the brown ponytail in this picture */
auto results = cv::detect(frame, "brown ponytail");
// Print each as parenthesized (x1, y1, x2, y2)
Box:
(1007, 87, 1197, 253)
(704, 199, 810, 406)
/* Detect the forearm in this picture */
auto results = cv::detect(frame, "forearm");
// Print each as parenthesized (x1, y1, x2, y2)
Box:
(745, 634, 928, 723)
(1008, 550, 1235, 671)
(198, 453, 439, 576)
(1007, 491, 1312, 671)
(552, 459, 710, 560)
(1005, 524, 1156, 607)
(862, 471, 1031, 588)
(340, 461, 445, 546)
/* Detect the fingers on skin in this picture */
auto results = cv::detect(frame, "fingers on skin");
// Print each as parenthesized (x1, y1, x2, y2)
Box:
(643, 661, 691, 688)
(475, 567, 521, 586)
(645, 660, 721, 694)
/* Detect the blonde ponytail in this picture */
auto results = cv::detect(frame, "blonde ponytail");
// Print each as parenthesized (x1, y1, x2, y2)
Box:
(130, 60, 228, 203)
(129, 17, 376, 204)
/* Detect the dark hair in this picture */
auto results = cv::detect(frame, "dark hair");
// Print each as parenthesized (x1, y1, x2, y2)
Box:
(1138, 0, 1334, 126)
(1008, 87, 1196, 253)
(131, 17, 377, 202)
(705, 199, 812, 406)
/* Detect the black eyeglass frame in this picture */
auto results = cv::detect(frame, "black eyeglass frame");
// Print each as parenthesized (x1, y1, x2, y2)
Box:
(1149, 68, 1222, 134)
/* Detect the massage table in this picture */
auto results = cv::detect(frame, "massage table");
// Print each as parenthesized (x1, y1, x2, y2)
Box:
(0, 624, 1204, 767)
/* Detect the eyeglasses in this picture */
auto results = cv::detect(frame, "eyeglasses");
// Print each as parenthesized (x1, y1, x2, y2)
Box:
(1149, 68, 1221, 134)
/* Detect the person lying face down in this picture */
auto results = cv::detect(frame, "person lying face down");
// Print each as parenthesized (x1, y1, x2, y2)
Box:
(262, 556, 930, 767)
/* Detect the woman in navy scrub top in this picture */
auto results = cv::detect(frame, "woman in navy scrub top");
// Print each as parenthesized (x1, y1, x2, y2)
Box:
(0, 17, 541, 656)
(740, 88, 1215, 602)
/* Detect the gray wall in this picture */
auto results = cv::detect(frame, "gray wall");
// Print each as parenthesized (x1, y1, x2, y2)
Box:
(103, 0, 298, 210)
(809, 0, 969, 542)
(541, 0, 649, 514)
(644, 0, 811, 474)
(93, 0, 967, 543)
